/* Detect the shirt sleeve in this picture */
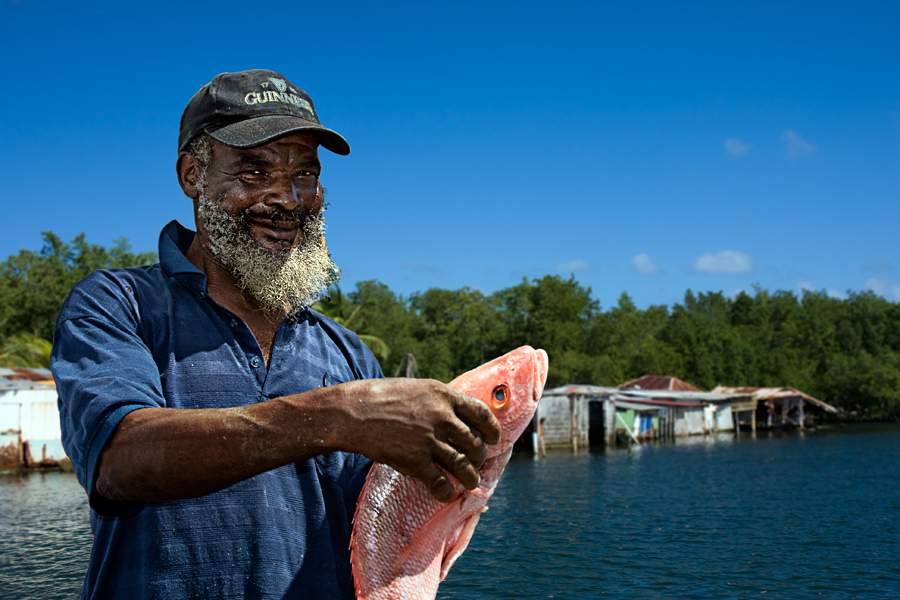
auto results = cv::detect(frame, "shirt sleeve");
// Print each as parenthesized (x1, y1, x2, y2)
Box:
(51, 270, 165, 517)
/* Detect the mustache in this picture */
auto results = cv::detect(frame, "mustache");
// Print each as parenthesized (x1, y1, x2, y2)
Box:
(238, 205, 318, 226)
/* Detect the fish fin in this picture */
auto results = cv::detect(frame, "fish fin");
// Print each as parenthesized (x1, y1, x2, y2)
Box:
(439, 508, 485, 581)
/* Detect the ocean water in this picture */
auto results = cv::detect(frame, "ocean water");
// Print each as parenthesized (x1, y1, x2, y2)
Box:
(1, 425, 898, 599)
(441, 425, 900, 599)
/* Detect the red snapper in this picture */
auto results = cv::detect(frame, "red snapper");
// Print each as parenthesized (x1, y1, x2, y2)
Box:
(351, 346, 549, 599)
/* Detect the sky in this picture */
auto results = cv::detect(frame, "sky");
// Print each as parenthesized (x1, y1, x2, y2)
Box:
(1, 0, 898, 310)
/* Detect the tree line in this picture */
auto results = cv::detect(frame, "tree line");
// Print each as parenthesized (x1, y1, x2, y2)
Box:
(2, 233, 898, 418)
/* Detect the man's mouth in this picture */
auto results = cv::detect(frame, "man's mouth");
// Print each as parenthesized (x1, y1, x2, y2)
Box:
(241, 209, 304, 242)
(247, 217, 298, 240)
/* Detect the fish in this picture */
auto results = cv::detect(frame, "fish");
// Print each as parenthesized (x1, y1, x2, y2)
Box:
(350, 345, 549, 600)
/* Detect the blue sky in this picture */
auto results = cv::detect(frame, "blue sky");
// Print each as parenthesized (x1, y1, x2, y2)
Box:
(1, 0, 897, 309)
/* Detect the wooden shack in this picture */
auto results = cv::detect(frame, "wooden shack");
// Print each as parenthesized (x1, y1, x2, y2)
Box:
(535, 385, 752, 449)
(710, 386, 839, 429)
(0, 368, 67, 472)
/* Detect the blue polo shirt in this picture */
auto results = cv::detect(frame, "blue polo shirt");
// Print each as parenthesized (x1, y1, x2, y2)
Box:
(51, 220, 381, 600)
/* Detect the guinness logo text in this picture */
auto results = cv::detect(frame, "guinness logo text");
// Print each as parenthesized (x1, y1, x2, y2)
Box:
(244, 91, 313, 113)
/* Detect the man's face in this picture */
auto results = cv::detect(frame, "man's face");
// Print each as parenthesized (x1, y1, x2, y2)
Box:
(193, 133, 340, 314)
(200, 133, 323, 253)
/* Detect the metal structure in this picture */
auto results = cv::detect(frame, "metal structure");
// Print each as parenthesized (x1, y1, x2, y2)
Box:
(534, 385, 753, 449)
(711, 386, 839, 430)
(0, 368, 67, 472)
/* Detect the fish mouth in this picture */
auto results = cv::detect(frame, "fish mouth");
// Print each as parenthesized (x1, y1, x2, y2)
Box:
(533, 348, 549, 402)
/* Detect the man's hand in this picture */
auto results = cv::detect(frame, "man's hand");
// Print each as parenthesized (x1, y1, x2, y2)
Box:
(96, 378, 500, 504)
(315, 378, 502, 503)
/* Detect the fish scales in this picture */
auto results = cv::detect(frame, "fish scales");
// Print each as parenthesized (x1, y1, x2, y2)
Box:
(351, 346, 549, 600)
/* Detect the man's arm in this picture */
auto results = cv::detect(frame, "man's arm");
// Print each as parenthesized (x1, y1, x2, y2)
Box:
(96, 377, 501, 504)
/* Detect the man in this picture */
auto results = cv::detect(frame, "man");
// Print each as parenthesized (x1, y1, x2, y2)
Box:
(51, 69, 501, 600)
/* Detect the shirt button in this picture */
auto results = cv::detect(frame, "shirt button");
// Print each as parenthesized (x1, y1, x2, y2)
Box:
(249, 356, 261, 368)
(230, 319, 238, 328)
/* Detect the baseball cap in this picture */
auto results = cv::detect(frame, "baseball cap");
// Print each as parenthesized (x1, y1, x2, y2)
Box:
(178, 69, 350, 155)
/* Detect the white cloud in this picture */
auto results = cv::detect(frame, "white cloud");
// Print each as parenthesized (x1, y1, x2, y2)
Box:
(781, 129, 817, 157)
(692, 251, 754, 274)
(865, 278, 900, 301)
(724, 137, 750, 156)
(630, 253, 661, 275)
(826, 288, 848, 300)
(557, 259, 590, 273)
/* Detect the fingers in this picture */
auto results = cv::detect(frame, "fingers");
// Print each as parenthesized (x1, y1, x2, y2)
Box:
(419, 462, 456, 503)
(452, 391, 502, 446)
(435, 440, 481, 491)
(444, 424, 487, 470)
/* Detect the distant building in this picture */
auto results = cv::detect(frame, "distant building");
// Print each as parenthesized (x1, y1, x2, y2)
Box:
(711, 386, 839, 430)
(0, 368, 67, 472)
(533, 374, 841, 451)
(534, 384, 751, 449)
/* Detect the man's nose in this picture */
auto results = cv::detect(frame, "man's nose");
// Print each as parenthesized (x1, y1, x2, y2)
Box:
(263, 176, 321, 212)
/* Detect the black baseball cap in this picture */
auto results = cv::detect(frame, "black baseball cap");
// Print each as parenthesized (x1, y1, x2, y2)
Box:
(178, 69, 350, 155)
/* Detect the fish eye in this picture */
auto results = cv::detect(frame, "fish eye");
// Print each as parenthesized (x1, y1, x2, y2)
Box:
(491, 384, 510, 411)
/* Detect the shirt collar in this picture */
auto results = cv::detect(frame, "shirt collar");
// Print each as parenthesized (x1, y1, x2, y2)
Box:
(158, 220, 207, 291)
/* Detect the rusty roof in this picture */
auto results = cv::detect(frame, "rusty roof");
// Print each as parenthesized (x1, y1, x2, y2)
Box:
(710, 386, 839, 414)
(617, 397, 707, 408)
(618, 375, 701, 392)
(0, 368, 55, 391)
(542, 385, 752, 404)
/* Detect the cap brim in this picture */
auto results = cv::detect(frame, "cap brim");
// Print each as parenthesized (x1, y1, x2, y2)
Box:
(208, 114, 350, 155)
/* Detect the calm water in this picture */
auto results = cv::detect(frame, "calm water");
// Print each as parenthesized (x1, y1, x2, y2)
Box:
(1, 425, 898, 599)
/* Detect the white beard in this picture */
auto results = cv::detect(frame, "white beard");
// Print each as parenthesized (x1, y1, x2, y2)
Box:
(196, 193, 340, 315)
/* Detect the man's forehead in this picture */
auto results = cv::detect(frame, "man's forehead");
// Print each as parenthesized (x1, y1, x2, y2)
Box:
(213, 133, 320, 162)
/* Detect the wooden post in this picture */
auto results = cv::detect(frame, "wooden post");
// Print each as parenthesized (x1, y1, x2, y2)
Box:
(571, 409, 578, 454)
(798, 398, 805, 430)
(537, 418, 546, 459)
(605, 399, 617, 448)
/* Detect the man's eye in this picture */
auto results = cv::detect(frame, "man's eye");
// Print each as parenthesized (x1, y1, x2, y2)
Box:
(239, 170, 267, 181)
(297, 170, 318, 178)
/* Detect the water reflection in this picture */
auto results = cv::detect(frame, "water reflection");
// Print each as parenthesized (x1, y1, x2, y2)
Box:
(1, 426, 898, 599)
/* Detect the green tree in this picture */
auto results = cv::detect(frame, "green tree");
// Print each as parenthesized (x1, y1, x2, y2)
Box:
(0, 330, 53, 368)
(491, 275, 599, 388)
(0, 233, 156, 342)
(312, 284, 390, 362)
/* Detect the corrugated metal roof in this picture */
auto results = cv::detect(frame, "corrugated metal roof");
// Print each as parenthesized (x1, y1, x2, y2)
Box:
(618, 375, 701, 392)
(542, 385, 752, 405)
(711, 386, 838, 414)
(615, 397, 707, 408)
(0, 368, 56, 391)
(544, 385, 619, 396)
(613, 400, 664, 412)
(616, 388, 753, 403)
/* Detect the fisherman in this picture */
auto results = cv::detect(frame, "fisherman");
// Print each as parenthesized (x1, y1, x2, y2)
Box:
(51, 69, 501, 599)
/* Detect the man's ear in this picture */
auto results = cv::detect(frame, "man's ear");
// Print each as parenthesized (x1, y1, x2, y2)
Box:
(176, 151, 203, 200)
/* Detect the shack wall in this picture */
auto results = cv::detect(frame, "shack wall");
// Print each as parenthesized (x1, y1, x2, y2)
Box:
(674, 405, 705, 436)
(714, 405, 734, 432)
(536, 394, 573, 447)
(0, 388, 67, 468)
